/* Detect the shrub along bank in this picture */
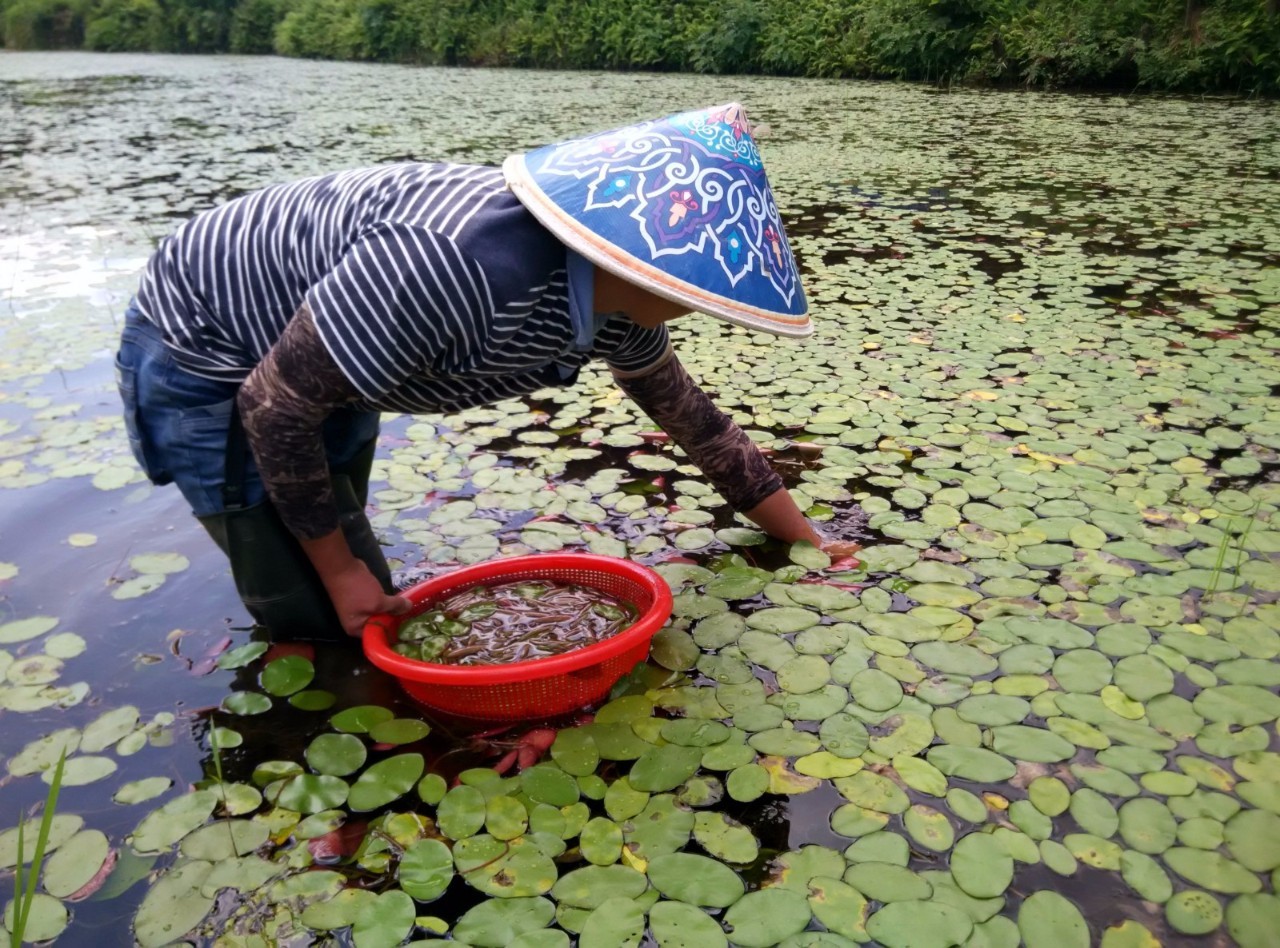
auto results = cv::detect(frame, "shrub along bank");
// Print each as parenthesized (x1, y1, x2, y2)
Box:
(2, 0, 1277, 94)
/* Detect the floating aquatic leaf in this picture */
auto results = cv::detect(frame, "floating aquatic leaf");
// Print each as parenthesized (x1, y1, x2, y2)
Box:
(0, 616, 57, 645)
(1166, 889, 1224, 935)
(950, 832, 1014, 898)
(130, 790, 219, 853)
(629, 745, 702, 793)
(723, 887, 811, 947)
(49, 755, 117, 786)
(329, 704, 395, 733)
(216, 641, 268, 670)
(1226, 893, 1280, 948)
(367, 717, 430, 744)
(399, 838, 453, 902)
(275, 774, 349, 814)
(132, 859, 214, 947)
(1018, 891, 1088, 948)
(693, 811, 758, 864)
(648, 852, 743, 907)
(1163, 848, 1262, 894)
(348, 753, 424, 811)
(842, 863, 931, 903)
(866, 900, 973, 948)
(578, 895, 646, 947)
(113, 777, 172, 806)
(42, 828, 110, 899)
(129, 552, 189, 574)
(453, 896, 556, 947)
(220, 691, 271, 715)
(439, 785, 487, 840)
(455, 834, 558, 897)
(649, 899, 728, 948)
(259, 655, 314, 696)
(522, 763, 580, 806)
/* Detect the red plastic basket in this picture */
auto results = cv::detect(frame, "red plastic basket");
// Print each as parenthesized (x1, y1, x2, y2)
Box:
(363, 553, 673, 720)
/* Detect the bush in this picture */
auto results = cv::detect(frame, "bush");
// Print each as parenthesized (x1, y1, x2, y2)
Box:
(2, 0, 85, 47)
(83, 0, 160, 49)
(274, 0, 368, 58)
(228, 0, 281, 52)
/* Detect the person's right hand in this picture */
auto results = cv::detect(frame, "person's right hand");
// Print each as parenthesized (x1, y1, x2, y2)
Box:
(324, 557, 411, 637)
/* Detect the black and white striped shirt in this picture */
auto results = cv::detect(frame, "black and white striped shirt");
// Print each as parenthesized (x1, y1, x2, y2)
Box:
(136, 163, 670, 414)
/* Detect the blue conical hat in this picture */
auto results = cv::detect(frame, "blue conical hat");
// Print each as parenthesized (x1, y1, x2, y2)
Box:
(503, 103, 811, 337)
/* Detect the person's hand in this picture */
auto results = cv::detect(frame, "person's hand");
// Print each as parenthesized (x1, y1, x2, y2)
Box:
(324, 558, 411, 637)
(821, 538, 862, 558)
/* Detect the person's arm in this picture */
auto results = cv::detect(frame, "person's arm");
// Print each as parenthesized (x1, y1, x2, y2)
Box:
(612, 351, 858, 555)
(236, 304, 409, 635)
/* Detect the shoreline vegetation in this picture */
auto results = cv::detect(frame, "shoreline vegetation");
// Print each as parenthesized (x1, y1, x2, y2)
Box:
(1, 0, 1277, 96)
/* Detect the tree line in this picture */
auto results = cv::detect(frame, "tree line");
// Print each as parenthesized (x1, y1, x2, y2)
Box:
(3, 0, 1277, 94)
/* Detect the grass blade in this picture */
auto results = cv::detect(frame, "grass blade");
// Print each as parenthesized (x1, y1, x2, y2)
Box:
(10, 749, 66, 946)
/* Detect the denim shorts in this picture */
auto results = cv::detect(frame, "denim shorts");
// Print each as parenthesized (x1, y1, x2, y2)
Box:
(115, 303, 380, 518)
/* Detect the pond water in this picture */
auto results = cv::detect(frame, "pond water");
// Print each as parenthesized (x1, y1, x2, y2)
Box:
(2, 52, 1279, 947)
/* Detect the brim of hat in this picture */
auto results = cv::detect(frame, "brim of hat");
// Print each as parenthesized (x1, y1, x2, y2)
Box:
(504, 155, 814, 339)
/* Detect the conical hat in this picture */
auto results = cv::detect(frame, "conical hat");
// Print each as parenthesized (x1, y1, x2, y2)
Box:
(503, 103, 811, 337)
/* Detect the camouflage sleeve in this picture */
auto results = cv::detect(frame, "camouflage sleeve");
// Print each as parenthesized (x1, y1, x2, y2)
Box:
(612, 351, 784, 513)
(236, 304, 361, 540)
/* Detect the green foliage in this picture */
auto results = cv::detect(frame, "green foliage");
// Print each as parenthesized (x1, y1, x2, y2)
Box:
(5, 0, 1279, 92)
(83, 0, 161, 50)
(2, 0, 84, 49)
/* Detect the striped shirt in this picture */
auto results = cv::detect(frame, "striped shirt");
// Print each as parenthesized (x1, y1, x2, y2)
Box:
(135, 163, 670, 414)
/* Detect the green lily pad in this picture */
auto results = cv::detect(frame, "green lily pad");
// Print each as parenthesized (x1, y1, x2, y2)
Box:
(132, 859, 214, 947)
(453, 896, 555, 947)
(650, 899, 729, 948)
(1166, 890, 1223, 935)
(951, 832, 1014, 898)
(1163, 848, 1263, 893)
(842, 863, 932, 902)
(130, 790, 219, 853)
(454, 834, 558, 897)
(220, 691, 271, 715)
(304, 733, 367, 777)
(216, 641, 268, 670)
(330, 704, 395, 733)
(1226, 893, 1280, 948)
(439, 784, 488, 840)
(629, 745, 703, 793)
(399, 838, 454, 902)
(1118, 798, 1177, 854)
(0, 814, 83, 870)
(42, 828, 110, 898)
(259, 655, 314, 696)
(806, 876, 869, 942)
(693, 811, 759, 864)
(579, 896, 646, 948)
(723, 887, 811, 947)
(552, 864, 648, 909)
(1018, 891, 1088, 948)
(648, 852, 744, 907)
(275, 774, 349, 814)
(348, 753, 425, 811)
(367, 717, 431, 744)
(866, 900, 974, 948)
(580, 816, 623, 866)
(522, 763, 580, 806)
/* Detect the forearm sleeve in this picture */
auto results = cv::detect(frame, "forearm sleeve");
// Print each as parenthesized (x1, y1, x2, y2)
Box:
(236, 305, 361, 539)
(613, 353, 784, 513)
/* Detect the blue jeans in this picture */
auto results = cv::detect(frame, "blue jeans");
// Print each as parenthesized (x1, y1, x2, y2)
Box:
(116, 304, 388, 640)
(115, 304, 380, 517)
